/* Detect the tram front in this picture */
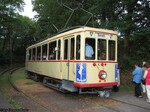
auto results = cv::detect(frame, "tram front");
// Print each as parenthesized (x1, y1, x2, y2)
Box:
(73, 30, 120, 97)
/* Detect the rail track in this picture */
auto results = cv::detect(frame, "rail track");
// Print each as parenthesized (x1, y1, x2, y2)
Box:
(0, 67, 50, 111)
(1, 68, 150, 112)
(0, 67, 13, 77)
(8, 67, 50, 111)
(11, 68, 150, 112)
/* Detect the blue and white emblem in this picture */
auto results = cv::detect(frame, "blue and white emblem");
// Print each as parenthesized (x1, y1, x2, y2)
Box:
(76, 63, 86, 82)
(115, 64, 119, 81)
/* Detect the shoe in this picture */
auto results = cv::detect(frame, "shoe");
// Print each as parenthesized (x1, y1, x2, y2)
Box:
(138, 96, 143, 98)
(146, 100, 150, 103)
(146, 98, 149, 101)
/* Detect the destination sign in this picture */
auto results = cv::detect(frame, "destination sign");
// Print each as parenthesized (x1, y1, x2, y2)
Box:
(90, 32, 112, 39)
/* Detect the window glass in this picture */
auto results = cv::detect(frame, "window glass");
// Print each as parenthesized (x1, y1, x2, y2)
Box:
(29, 49, 31, 60)
(42, 44, 47, 60)
(70, 38, 75, 60)
(64, 39, 68, 60)
(108, 40, 116, 60)
(98, 39, 106, 60)
(37, 46, 41, 60)
(76, 35, 80, 60)
(85, 38, 95, 60)
(57, 40, 61, 60)
(32, 48, 36, 60)
(49, 41, 56, 60)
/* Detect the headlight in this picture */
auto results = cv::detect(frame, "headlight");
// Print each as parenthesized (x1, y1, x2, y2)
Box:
(98, 70, 107, 80)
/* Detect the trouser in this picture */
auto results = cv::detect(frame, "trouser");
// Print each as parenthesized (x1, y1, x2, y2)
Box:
(146, 85, 150, 99)
(135, 83, 142, 97)
(141, 83, 146, 93)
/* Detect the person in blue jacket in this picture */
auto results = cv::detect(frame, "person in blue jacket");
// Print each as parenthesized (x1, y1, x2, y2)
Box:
(132, 63, 143, 98)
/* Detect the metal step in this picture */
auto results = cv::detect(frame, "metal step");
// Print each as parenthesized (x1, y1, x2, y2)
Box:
(61, 80, 78, 92)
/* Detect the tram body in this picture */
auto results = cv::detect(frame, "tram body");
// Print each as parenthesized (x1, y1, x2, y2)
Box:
(25, 26, 119, 95)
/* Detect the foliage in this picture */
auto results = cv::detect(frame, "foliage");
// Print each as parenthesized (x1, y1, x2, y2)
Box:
(0, 68, 29, 109)
(0, 0, 149, 73)
(32, 0, 150, 67)
(0, 0, 38, 66)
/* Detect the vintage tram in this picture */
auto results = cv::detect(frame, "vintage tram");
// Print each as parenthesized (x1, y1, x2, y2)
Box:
(25, 26, 120, 97)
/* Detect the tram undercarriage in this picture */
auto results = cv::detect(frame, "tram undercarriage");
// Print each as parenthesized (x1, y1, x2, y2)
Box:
(26, 71, 116, 98)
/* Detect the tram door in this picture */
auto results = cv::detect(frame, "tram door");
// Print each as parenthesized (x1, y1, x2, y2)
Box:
(62, 38, 71, 80)
(63, 37, 75, 80)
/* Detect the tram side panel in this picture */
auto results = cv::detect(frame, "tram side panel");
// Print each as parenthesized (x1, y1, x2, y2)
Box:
(26, 61, 62, 80)
(41, 62, 62, 79)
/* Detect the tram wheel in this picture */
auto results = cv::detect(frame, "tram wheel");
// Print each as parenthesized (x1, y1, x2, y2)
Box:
(43, 77, 47, 84)
(98, 91, 110, 98)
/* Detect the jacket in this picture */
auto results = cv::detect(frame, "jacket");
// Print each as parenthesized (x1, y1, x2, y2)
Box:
(132, 67, 143, 83)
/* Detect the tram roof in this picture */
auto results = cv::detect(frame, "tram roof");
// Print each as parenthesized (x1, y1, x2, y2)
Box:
(27, 26, 118, 49)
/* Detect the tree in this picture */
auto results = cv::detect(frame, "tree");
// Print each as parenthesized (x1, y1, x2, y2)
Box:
(0, 0, 39, 66)
(33, 0, 150, 65)
(0, 0, 25, 66)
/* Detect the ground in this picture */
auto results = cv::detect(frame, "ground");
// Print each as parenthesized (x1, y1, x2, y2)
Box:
(0, 68, 150, 112)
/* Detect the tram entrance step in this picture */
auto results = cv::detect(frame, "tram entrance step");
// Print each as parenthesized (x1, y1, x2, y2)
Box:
(61, 84, 77, 92)
(61, 80, 78, 92)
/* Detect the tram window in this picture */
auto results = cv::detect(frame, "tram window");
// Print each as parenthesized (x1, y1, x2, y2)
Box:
(64, 39, 68, 60)
(98, 39, 106, 60)
(42, 44, 47, 60)
(32, 48, 36, 60)
(85, 38, 95, 60)
(57, 40, 61, 60)
(49, 41, 56, 60)
(70, 38, 75, 60)
(27, 49, 32, 60)
(76, 35, 80, 60)
(37, 46, 41, 60)
(108, 40, 116, 60)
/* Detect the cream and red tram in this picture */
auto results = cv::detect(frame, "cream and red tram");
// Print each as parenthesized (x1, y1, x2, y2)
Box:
(25, 26, 119, 97)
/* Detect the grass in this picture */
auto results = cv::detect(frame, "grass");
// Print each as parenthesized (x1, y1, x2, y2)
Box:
(0, 68, 36, 109)
(0, 73, 22, 109)
(0, 73, 11, 89)
(11, 68, 36, 85)
(11, 68, 26, 81)
(119, 85, 134, 93)
(24, 81, 35, 85)
(3, 93, 22, 109)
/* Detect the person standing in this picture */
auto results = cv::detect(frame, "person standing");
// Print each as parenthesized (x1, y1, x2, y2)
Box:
(143, 62, 150, 103)
(141, 61, 147, 93)
(132, 63, 143, 98)
(85, 43, 94, 59)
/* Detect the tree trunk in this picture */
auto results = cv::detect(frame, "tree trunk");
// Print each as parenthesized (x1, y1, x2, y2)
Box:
(123, 32, 130, 59)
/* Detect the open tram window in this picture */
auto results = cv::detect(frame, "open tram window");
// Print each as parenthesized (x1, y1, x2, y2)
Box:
(85, 38, 95, 60)
(76, 35, 80, 60)
(57, 39, 61, 60)
(32, 48, 36, 60)
(42, 44, 47, 60)
(64, 39, 68, 60)
(29, 49, 32, 60)
(98, 39, 106, 60)
(70, 38, 75, 60)
(49, 41, 56, 60)
(108, 40, 116, 60)
(37, 46, 41, 60)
